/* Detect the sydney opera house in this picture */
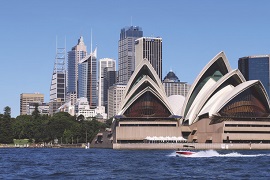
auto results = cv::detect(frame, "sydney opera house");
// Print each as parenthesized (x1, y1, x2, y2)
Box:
(181, 52, 270, 143)
(92, 52, 270, 149)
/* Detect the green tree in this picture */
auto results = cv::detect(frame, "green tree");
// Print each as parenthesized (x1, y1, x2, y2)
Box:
(63, 129, 73, 144)
(32, 103, 40, 119)
(46, 112, 77, 142)
(9, 110, 108, 145)
(4, 106, 11, 118)
(12, 115, 32, 139)
(0, 112, 13, 143)
(80, 119, 107, 143)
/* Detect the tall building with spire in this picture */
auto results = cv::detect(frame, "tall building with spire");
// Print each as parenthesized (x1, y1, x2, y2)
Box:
(98, 58, 116, 107)
(78, 48, 97, 108)
(49, 43, 66, 115)
(135, 37, 163, 81)
(118, 26, 143, 84)
(67, 36, 87, 105)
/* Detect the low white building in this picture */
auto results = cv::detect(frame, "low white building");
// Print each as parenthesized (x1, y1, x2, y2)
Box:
(57, 101, 75, 116)
(26, 102, 49, 115)
(75, 97, 107, 120)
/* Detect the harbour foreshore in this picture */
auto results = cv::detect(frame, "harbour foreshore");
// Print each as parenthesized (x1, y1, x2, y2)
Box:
(112, 143, 270, 150)
(0, 143, 87, 148)
(2, 143, 270, 150)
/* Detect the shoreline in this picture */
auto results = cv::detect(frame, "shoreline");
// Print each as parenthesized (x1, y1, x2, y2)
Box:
(0, 143, 86, 149)
(112, 143, 270, 150)
(2, 142, 270, 150)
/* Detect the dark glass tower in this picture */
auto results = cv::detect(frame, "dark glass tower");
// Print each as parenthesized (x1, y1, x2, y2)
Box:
(103, 67, 117, 112)
(238, 55, 270, 97)
(78, 49, 97, 108)
(118, 26, 143, 84)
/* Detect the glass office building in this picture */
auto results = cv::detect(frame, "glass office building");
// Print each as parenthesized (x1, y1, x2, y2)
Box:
(118, 26, 143, 84)
(67, 36, 87, 94)
(135, 37, 163, 81)
(238, 55, 270, 97)
(78, 49, 97, 108)
(98, 58, 116, 107)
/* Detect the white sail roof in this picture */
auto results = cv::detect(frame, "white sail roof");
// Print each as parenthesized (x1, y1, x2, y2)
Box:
(182, 52, 270, 125)
(118, 58, 174, 116)
(182, 51, 232, 118)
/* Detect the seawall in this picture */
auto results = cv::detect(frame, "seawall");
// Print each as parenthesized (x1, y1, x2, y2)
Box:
(113, 143, 270, 150)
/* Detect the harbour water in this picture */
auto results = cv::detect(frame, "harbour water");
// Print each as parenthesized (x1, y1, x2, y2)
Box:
(0, 148, 269, 179)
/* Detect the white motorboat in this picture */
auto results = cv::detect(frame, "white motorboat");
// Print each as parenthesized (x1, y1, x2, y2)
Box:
(176, 150, 195, 156)
(176, 145, 196, 156)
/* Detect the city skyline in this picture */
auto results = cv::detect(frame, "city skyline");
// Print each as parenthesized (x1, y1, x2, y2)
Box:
(1, 0, 270, 117)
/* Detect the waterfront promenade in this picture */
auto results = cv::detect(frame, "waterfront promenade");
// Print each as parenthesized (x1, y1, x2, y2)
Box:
(113, 143, 270, 150)
(2, 142, 270, 150)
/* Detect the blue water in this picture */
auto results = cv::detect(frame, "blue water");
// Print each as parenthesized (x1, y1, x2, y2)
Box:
(0, 148, 269, 179)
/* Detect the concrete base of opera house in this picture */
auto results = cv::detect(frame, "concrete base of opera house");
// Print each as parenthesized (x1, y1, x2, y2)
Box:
(111, 143, 270, 150)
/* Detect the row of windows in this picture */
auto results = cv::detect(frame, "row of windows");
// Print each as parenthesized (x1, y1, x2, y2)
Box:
(120, 124, 176, 127)
(224, 131, 270, 134)
(225, 124, 270, 127)
(223, 140, 270, 143)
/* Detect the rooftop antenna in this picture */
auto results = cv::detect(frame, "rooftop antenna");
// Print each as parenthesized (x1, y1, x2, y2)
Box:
(91, 28, 93, 53)
(90, 28, 93, 107)
(65, 36, 66, 70)
(131, 16, 133, 26)
(80, 27, 83, 38)
(56, 36, 58, 54)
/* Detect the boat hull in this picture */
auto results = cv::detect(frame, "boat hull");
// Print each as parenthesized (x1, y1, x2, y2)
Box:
(176, 151, 195, 156)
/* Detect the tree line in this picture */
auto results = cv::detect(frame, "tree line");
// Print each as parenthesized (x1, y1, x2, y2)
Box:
(0, 106, 111, 144)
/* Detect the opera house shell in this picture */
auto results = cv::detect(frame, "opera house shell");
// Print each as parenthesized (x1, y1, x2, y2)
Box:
(112, 59, 183, 145)
(91, 51, 270, 149)
(181, 51, 270, 143)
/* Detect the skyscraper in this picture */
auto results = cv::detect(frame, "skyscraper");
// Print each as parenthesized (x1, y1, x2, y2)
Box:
(78, 48, 97, 108)
(135, 37, 163, 80)
(238, 55, 270, 97)
(49, 44, 66, 115)
(118, 26, 143, 84)
(98, 58, 116, 107)
(103, 67, 117, 112)
(67, 36, 87, 105)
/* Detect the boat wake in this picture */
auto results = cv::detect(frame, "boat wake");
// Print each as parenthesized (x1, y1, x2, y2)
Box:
(169, 150, 270, 158)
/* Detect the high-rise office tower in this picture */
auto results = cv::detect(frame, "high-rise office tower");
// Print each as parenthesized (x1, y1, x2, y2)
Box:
(98, 58, 116, 107)
(118, 26, 143, 84)
(103, 67, 117, 112)
(238, 55, 270, 97)
(78, 48, 97, 108)
(135, 37, 163, 80)
(163, 70, 191, 97)
(20, 93, 44, 115)
(49, 44, 66, 115)
(67, 36, 87, 105)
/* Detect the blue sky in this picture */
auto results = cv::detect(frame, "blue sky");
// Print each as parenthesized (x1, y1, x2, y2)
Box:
(1, 0, 270, 117)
